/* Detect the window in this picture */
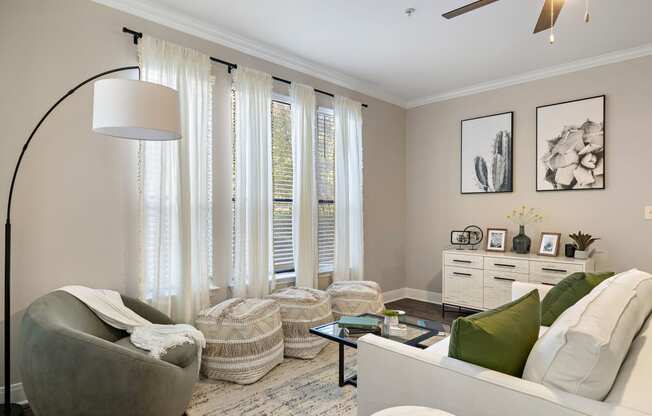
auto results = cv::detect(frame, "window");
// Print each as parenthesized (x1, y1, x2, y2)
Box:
(271, 100, 294, 273)
(317, 109, 336, 272)
(231, 94, 336, 276)
(141, 70, 213, 299)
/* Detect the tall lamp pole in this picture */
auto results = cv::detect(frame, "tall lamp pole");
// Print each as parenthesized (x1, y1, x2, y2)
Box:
(3, 66, 180, 415)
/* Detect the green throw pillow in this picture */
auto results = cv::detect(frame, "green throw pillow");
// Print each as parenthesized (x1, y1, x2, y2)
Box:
(540, 271, 614, 326)
(448, 290, 540, 377)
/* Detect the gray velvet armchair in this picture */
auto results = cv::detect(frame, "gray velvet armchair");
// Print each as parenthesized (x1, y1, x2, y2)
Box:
(21, 291, 198, 416)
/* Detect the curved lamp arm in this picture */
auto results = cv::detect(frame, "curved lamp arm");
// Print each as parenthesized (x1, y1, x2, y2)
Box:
(5, 66, 139, 223)
(3, 65, 139, 414)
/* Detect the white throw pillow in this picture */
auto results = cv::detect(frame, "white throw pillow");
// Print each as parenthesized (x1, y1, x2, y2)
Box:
(523, 269, 652, 400)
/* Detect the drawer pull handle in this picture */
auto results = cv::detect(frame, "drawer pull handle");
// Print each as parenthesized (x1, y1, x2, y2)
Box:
(541, 282, 556, 286)
(542, 267, 567, 273)
(452, 259, 472, 264)
(453, 272, 472, 277)
(494, 263, 516, 268)
(493, 276, 515, 282)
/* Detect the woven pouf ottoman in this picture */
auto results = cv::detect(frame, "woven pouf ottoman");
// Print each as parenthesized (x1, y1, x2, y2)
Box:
(196, 298, 284, 385)
(267, 287, 333, 359)
(327, 280, 385, 319)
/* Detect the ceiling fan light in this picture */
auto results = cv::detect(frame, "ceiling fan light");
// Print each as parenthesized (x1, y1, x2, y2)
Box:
(585, 0, 591, 23)
(549, 0, 555, 44)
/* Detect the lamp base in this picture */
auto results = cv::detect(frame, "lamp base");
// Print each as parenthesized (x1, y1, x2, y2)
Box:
(1, 403, 24, 416)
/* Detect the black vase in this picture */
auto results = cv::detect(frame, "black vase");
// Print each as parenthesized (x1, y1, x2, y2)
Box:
(565, 244, 577, 258)
(512, 225, 531, 254)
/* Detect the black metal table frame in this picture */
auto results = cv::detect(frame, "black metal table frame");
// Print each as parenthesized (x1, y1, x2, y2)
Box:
(309, 315, 439, 387)
(441, 302, 481, 318)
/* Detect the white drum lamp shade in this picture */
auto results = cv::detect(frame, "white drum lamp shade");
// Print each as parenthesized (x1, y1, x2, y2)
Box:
(92, 78, 181, 141)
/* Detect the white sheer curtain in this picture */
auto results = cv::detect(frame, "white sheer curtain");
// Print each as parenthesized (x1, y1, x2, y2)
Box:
(138, 35, 212, 323)
(334, 96, 364, 282)
(232, 67, 274, 298)
(291, 84, 318, 288)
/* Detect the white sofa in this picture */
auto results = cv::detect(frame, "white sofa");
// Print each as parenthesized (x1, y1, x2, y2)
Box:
(358, 282, 652, 416)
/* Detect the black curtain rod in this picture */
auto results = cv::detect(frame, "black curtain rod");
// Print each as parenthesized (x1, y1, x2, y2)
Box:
(123, 27, 368, 108)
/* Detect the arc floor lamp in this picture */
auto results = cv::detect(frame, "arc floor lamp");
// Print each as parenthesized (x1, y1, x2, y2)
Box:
(3, 66, 181, 415)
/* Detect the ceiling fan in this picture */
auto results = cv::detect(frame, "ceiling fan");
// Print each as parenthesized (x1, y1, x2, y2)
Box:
(442, 0, 575, 35)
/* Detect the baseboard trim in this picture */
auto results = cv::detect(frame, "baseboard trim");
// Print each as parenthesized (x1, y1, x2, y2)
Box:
(382, 288, 407, 303)
(384, 288, 442, 305)
(0, 383, 27, 405)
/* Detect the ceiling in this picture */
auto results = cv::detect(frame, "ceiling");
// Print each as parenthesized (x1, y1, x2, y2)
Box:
(96, 0, 652, 108)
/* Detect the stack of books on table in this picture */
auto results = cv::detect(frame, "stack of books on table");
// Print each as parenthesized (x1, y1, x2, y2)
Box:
(338, 316, 381, 336)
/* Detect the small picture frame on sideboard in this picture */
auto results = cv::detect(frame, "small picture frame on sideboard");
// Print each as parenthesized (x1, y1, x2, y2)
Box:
(538, 232, 562, 257)
(486, 228, 508, 252)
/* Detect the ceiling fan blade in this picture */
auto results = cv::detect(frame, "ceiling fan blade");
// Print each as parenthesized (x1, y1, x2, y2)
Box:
(442, 0, 500, 19)
(533, 0, 566, 33)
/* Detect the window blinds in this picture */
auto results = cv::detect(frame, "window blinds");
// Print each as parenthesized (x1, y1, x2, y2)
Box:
(232, 95, 336, 276)
(317, 111, 336, 272)
(271, 100, 294, 273)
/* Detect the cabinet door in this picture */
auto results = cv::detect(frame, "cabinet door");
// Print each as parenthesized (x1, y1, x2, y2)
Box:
(444, 266, 483, 309)
(443, 267, 461, 305)
(483, 270, 528, 310)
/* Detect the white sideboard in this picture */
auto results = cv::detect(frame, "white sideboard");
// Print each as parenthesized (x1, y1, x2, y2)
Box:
(442, 249, 596, 312)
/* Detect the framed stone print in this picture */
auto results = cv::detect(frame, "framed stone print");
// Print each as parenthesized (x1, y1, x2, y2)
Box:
(536, 95, 605, 191)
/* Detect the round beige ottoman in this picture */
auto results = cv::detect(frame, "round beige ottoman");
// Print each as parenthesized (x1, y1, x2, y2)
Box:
(327, 280, 385, 319)
(196, 298, 284, 385)
(372, 407, 455, 416)
(267, 287, 333, 359)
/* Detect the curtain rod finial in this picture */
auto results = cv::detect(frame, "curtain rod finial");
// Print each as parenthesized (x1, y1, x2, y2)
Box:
(123, 27, 143, 45)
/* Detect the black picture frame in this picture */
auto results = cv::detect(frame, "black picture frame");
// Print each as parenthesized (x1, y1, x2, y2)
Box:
(536, 95, 606, 192)
(451, 230, 471, 246)
(460, 111, 514, 195)
(463, 225, 484, 246)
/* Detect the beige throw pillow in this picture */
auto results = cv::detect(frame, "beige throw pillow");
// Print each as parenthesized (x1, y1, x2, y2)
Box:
(523, 269, 652, 400)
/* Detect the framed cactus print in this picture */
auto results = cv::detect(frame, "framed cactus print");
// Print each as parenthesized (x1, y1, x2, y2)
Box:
(536, 95, 605, 191)
(461, 112, 513, 194)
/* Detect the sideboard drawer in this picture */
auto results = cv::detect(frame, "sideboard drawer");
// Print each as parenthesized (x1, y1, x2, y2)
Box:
(529, 261, 584, 285)
(483, 270, 528, 310)
(484, 256, 529, 274)
(444, 252, 483, 270)
(444, 266, 483, 309)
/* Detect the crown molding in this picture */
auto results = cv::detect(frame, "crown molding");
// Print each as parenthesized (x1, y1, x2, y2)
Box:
(406, 43, 652, 108)
(91, 0, 408, 108)
(91, 1, 652, 111)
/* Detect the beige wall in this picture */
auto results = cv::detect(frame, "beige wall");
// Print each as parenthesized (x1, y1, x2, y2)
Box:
(406, 56, 652, 294)
(0, 0, 406, 385)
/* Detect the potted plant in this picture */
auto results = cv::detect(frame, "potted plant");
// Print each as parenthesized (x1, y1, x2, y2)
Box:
(507, 206, 544, 254)
(569, 231, 600, 259)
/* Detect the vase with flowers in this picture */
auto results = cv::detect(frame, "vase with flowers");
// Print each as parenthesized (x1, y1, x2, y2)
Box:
(507, 206, 544, 254)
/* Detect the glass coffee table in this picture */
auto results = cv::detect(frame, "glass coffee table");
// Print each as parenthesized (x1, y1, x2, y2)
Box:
(309, 313, 447, 387)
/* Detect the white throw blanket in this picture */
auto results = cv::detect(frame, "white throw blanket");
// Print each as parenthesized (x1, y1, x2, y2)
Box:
(58, 286, 205, 361)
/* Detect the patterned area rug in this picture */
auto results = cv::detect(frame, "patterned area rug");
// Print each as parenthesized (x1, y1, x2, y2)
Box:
(187, 343, 357, 416)
(187, 332, 448, 416)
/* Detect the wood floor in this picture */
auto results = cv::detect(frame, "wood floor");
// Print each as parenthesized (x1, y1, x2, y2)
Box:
(385, 298, 469, 331)
(20, 298, 468, 415)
